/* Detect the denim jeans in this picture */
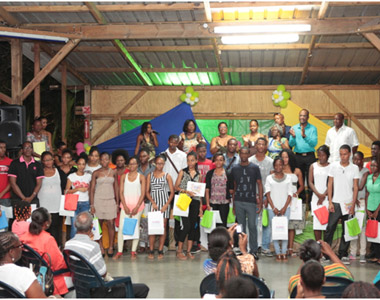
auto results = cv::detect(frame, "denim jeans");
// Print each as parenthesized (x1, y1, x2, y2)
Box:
(70, 201, 90, 238)
(235, 201, 258, 254)
(268, 207, 290, 255)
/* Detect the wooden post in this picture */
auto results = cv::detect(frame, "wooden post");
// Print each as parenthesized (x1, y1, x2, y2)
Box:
(34, 43, 41, 117)
(61, 63, 67, 143)
(84, 85, 91, 144)
(11, 39, 22, 104)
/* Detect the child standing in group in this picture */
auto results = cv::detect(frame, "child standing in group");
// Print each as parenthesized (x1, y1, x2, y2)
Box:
(265, 157, 293, 262)
(309, 145, 330, 241)
(350, 151, 369, 263)
(146, 155, 174, 260)
(175, 152, 202, 260)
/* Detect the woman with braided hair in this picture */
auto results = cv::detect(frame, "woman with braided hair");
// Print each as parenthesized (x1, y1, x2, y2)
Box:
(0, 231, 47, 297)
(11, 200, 31, 236)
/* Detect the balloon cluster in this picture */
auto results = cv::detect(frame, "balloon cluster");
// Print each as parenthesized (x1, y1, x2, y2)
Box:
(180, 87, 199, 106)
(272, 85, 291, 108)
(75, 142, 92, 156)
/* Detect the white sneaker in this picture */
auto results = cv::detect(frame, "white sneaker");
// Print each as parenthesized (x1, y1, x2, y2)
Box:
(261, 249, 274, 257)
(359, 255, 366, 263)
(341, 256, 351, 265)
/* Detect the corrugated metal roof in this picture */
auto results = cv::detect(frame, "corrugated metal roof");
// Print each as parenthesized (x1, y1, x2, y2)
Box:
(1, 2, 380, 86)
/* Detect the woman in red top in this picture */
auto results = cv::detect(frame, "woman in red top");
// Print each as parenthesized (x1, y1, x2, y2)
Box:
(19, 207, 70, 296)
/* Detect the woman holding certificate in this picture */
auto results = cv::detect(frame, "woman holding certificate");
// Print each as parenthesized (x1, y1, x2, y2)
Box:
(175, 151, 202, 260)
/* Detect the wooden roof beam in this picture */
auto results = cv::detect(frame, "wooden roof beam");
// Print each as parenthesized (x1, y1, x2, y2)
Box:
(75, 66, 380, 73)
(9, 18, 377, 39)
(300, 1, 329, 84)
(46, 42, 374, 53)
(0, 92, 12, 104)
(20, 39, 81, 101)
(84, 2, 152, 86)
(4, 2, 380, 13)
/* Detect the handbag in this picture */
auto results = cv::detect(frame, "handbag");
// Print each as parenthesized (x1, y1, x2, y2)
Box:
(64, 194, 79, 211)
(92, 216, 102, 241)
(37, 253, 54, 296)
(176, 193, 192, 211)
(200, 210, 214, 229)
(173, 195, 189, 217)
(346, 216, 361, 237)
(262, 209, 269, 227)
(366, 219, 378, 238)
(122, 217, 138, 235)
(367, 222, 380, 244)
(289, 198, 303, 220)
(227, 206, 236, 224)
(313, 205, 329, 225)
(0, 212, 8, 230)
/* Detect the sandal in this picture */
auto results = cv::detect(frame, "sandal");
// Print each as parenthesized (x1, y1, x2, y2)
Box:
(131, 251, 137, 260)
(187, 252, 195, 260)
(287, 248, 293, 257)
(276, 255, 282, 262)
(107, 248, 114, 258)
(282, 254, 288, 262)
(158, 250, 164, 260)
(177, 252, 187, 260)
(112, 252, 123, 260)
(148, 251, 154, 260)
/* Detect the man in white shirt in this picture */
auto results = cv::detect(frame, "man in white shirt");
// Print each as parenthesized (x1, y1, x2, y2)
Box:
(163, 134, 187, 186)
(325, 113, 359, 162)
(324, 144, 359, 265)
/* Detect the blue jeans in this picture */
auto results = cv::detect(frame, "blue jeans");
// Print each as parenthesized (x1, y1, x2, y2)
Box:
(70, 201, 90, 238)
(235, 201, 258, 254)
(268, 208, 290, 255)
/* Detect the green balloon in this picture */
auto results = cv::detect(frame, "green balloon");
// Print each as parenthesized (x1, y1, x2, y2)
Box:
(279, 100, 288, 108)
(283, 91, 290, 100)
(192, 91, 199, 98)
(180, 94, 187, 101)
(277, 84, 286, 92)
(185, 86, 194, 94)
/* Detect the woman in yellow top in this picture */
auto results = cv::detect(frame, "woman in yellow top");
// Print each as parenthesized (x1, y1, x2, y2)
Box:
(242, 119, 267, 156)
(210, 122, 235, 155)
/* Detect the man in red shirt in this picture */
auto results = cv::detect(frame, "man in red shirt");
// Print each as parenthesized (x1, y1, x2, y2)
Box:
(0, 140, 12, 219)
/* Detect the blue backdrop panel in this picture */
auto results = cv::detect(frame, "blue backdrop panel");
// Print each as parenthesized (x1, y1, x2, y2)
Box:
(97, 103, 211, 157)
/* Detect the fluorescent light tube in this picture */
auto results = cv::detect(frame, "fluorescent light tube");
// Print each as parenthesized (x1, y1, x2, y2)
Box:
(0, 31, 69, 43)
(221, 34, 300, 44)
(214, 24, 311, 34)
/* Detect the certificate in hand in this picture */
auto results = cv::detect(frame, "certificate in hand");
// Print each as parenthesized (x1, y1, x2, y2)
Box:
(186, 181, 206, 197)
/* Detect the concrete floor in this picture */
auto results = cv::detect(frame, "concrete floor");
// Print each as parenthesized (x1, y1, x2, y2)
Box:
(105, 251, 379, 298)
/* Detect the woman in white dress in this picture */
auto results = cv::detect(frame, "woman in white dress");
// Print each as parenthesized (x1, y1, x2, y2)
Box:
(308, 145, 330, 241)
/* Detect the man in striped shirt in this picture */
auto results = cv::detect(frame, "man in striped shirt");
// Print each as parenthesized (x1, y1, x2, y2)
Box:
(65, 212, 149, 298)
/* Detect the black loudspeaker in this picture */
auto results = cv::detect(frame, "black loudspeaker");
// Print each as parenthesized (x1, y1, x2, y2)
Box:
(0, 105, 26, 149)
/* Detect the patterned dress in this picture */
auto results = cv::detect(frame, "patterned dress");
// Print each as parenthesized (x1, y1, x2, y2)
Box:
(149, 173, 170, 218)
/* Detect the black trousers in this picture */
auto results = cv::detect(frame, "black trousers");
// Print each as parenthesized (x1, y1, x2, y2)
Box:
(295, 152, 316, 203)
(324, 203, 350, 258)
(210, 203, 230, 228)
(47, 213, 62, 247)
(178, 200, 200, 243)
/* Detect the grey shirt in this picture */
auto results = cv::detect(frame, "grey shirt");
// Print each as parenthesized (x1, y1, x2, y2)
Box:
(249, 155, 273, 186)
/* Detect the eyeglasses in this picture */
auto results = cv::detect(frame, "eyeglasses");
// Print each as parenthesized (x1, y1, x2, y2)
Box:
(10, 243, 23, 250)
(23, 146, 33, 150)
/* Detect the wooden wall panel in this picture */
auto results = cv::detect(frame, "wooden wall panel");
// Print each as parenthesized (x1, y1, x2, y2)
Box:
(91, 88, 380, 145)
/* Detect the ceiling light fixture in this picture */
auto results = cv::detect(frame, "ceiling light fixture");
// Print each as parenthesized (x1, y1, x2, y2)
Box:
(221, 34, 300, 44)
(214, 24, 311, 34)
(0, 31, 69, 43)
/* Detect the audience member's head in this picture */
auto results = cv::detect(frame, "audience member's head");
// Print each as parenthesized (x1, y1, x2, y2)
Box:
(342, 281, 380, 298)
(222, 276, 258, 298)
(74, 211, 93, 234)
(299, 239, 322, 262)
(300, 260, 325, 294)
(215, 251, 242, 296)
(29, 207, 51, 236)
(208, 227, 232, 262)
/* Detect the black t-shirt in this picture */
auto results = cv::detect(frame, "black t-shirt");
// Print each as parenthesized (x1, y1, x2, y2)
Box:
(8, 157, 44, 204)
(231, 163, 261, 203)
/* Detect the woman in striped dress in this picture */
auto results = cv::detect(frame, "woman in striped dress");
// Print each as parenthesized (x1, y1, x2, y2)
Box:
(146, 155, 174, 260)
